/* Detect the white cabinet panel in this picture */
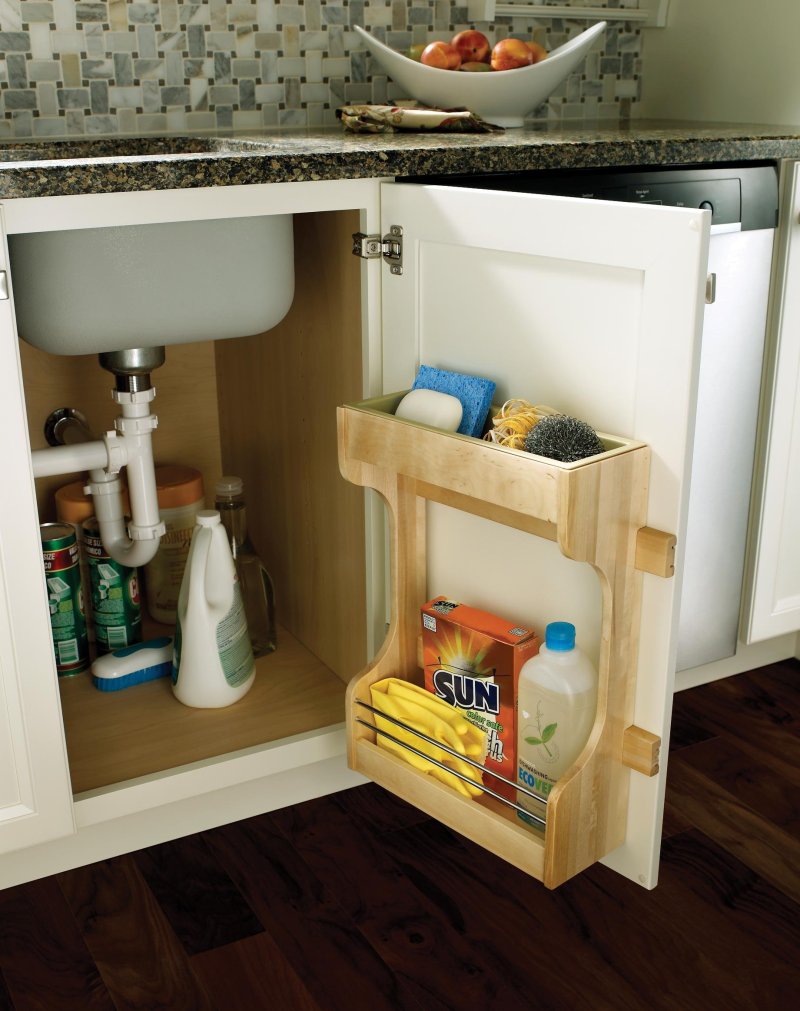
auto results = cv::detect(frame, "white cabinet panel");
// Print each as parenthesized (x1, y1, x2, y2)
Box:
(0, 211, 75, 854)
(744, 161, 800, 642)
(380, 181, 710, 886)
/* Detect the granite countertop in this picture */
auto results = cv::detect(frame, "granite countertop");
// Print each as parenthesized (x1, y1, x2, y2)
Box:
(1, 120, 800, 199)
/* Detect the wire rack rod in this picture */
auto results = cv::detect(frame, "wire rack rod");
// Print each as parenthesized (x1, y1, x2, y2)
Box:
(355, 698, 548, 828)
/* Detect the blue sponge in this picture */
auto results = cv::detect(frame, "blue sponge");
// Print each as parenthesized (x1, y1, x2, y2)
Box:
(412, 365, 496, 439)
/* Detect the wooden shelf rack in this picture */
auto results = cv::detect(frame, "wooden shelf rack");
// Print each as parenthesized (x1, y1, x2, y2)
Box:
(337, 393, 670, 888)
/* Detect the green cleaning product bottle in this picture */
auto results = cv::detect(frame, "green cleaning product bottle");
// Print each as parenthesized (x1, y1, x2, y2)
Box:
(516, 621, 597, 826)
(171, 510, 255, 708)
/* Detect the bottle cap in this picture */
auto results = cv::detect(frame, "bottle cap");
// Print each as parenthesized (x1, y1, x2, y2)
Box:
(215, 475, 244, 497)
(545, 621, 576, 651)
(196, 510, 221, 527)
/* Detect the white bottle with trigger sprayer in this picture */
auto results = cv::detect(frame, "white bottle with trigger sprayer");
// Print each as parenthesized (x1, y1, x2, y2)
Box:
(171, 510, 255, 708)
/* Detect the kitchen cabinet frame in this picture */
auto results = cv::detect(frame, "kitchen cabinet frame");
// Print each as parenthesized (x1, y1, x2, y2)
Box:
(2, 162, 790, 891)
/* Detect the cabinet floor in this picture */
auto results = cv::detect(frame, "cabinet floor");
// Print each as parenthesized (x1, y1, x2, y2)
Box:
(1, 660, 798, 1011)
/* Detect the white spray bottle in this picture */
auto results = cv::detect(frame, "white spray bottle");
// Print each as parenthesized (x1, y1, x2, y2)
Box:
(171, 510, 255, 708)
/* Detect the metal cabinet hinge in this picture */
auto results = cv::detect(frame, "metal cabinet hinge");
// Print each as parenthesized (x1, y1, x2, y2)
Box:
(705, 273, 716, 304)
(352, 226, 403, 275)
(0, 271, 9, 301)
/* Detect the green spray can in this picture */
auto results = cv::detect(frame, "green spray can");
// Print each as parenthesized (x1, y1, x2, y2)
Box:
(82, 518, 142, 654)
(40, 522, 90, 676)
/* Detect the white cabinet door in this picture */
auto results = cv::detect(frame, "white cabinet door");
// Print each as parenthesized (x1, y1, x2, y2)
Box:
(743, 161, 800, 643)
(0, 211, 75, 854)
(379, 181, 709, 887)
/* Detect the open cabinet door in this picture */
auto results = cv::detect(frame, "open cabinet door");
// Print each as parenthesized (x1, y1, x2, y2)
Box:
(364, 180, 710, 888)
(0, 211, 75, 854)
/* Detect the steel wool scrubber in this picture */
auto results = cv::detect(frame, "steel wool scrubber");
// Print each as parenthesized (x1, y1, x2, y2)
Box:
(523, 415, 605, 463)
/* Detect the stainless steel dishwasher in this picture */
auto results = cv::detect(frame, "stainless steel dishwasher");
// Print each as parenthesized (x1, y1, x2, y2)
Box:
(405, 163, 779, 671)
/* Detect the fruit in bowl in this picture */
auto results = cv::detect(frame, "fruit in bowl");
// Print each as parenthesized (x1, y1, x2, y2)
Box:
(451, 30, 491, 65)
(421, 41, 462, 70)
(356, 22, 607, 128)
(410, 30, 543, 73)
(490, 38, 535, 72)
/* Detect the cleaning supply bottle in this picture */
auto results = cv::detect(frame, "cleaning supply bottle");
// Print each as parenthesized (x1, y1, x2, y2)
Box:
(144, 465, 205, 625)
(516, 621, 598, 826)
(214, 476, 277, 657)
(171, 510, 255, 708)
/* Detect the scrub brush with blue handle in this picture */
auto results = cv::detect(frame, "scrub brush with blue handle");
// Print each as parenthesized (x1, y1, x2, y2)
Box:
(91, 637, 173, 691)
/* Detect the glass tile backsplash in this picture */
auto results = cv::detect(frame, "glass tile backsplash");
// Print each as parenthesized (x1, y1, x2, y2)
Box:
(0, 1, 644, 138)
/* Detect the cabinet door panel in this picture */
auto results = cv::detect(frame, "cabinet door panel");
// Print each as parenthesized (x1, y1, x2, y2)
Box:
(379, 182, 709, 887)
(0, 211, 75, 854)
(743, 161, 800, 643)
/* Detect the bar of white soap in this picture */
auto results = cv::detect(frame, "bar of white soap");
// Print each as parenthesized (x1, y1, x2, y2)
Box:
(395, 389, 463, 431)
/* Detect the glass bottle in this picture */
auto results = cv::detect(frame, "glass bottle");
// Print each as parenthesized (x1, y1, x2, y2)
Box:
(214, 476, 277, 657)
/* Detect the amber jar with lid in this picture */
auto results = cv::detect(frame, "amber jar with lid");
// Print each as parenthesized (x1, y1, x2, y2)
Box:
(55, 479, 131, 527)
(143, 465, 205, 625)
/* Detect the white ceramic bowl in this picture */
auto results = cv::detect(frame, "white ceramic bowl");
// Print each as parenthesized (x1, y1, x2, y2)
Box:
(354, 22, 606, 129)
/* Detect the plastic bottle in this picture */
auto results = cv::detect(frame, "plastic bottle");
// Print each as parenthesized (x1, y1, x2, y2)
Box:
(516, 621, 598, 825)
(144, 465, 205, 624)
(214, 476, 277, 657)
(171, 510, 255, 708)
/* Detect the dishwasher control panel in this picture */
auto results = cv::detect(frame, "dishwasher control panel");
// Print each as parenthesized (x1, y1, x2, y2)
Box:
(407, 163, 779, 231)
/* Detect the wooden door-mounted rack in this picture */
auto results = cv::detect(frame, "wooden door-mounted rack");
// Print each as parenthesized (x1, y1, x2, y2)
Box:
(337, 393, 671, 888)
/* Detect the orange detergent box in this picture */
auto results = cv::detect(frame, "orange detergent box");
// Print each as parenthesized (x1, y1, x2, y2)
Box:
(421, 596, 540, 801)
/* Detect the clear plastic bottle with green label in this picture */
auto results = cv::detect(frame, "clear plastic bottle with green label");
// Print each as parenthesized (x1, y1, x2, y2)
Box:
(516, 621, 597, 826)
(214, 476, 277, 658)
(171, 510, 255, 709)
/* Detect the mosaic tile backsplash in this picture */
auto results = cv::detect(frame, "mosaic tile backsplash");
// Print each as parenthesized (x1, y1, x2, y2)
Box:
(0, 1, 644, 138)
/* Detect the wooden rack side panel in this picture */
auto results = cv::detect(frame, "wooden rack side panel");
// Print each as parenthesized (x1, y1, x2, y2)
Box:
(544, 447, 649, 885)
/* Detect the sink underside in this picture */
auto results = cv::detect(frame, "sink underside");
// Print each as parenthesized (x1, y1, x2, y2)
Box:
(8, 214, 294, 355)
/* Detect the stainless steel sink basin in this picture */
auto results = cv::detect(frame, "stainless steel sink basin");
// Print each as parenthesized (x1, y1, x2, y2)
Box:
(8, 214, 294, 355)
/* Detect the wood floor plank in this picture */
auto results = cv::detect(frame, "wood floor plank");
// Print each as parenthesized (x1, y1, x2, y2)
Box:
(328, 779, 431, 835)
(191, 933, 322, 1011)
(0, 878, 114, 1011)
(356, 801, 649, 1011)
(660, 794, 694, 840)
(0, 973, 13, 1011)
(666, 754, 800, 904)
(739, 659, 800, 718)
(667, 700, 718, 752)
(133, 835, 264, 955)
(672, 672, 800, 786)
(270, 790, 561, 1011)
(384, 815, 760, 1011)
(659, 829, 800, 970)
(203, 814, 426, 1011)
(670, 735, 800, 840)
(578, 833, 800, 1011)
(57, 855, 215, 1011)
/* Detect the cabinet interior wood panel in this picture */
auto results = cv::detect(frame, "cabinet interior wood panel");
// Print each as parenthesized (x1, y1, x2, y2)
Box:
(60, 622, 346, 794)
(215, 210, 367, 685)
(19, 340, 223, 521)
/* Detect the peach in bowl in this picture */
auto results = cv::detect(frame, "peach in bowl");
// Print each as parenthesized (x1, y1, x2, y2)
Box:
(354, 22, 606, 129)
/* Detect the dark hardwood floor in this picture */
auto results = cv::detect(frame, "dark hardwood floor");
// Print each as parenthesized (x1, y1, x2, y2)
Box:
(1, 659, 799, 1010)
